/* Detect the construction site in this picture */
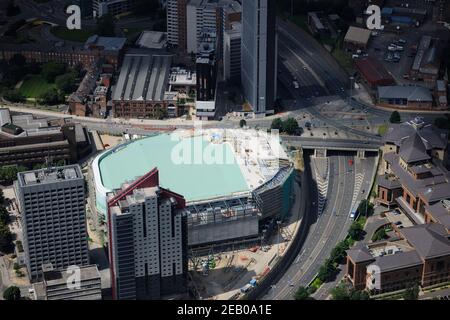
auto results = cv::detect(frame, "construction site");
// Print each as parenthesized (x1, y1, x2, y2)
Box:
(188, 173, 303, 301)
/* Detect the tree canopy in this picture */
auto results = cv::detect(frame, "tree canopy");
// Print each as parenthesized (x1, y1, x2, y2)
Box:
(402, 283, 420, 300)
(330, 283, 370, 300)
(96, 14, 115, 37)
(348, 221, 364, 241)
(3, 286, 21, 300)
(39, 88, 65, 105)
(55, 72, 77, 94)
(42, 62, 66, 83)
(294, 286, 312, 300)
(389, 111, 401, 124)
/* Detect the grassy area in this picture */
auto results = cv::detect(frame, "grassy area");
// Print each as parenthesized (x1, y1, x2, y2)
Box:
(378, 124, 388, 136)
(50, 26, 94, 42)
(18, 75, 56, 98)
(331, 48, 353, 73)
(289, 15, 310, 34)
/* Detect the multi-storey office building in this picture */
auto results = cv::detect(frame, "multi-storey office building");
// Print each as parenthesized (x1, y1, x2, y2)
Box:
(376, 118, 449, 223)
(15, 165, 89, 281)
(186, 0, 241, 62)
(167, 0, 188, 50)
(195, 29, 218, 120)
(223, 21, 241, 81)
(93, 0, 136, 17)
(32, 264, 102, 300)
(346, 223, 450, 294)
(0, 108, 91, 167)
(107, 168, 188, 300)
(241, 0, 277, 115)
(0, 36, 126, 69)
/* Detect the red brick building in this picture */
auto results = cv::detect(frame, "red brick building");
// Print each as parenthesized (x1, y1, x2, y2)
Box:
(355, 57, 396, 89)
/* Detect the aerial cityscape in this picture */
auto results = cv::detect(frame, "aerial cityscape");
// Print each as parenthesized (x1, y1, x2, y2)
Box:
(0, 0, 449, 305)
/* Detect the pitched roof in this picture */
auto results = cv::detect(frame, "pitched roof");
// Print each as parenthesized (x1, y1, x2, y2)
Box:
(425, 200, 450, 230)
(372, 250, 423, 272)
(378, 86, 433, 102)
(347, 244, 374, 263)
(399, 133, 431, 163)
(400, 223, 450, 259)
(344, 26, 371, 45)
(354, 57, 395, 86)
(383, 121, 448, 150)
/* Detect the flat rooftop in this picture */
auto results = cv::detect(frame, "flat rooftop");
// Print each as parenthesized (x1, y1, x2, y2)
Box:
(84, 35, 126, 52)
(98, 134, 249, 202)
(98, 129, 288, 203)
(18, 165, 83, 186)
(136, 31, 167, 50)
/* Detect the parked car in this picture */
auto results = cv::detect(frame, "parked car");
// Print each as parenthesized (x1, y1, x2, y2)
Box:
(387, 45, 397, 51)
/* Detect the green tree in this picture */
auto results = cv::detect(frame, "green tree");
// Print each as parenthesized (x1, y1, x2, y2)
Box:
(348, 221, 364, 241)
(0, 165, 27, 182)
(434, 117, 450, 130)
(271, 118, 283, 131)
(3, 90, 25, 103)
(283, 117, 300, 135)
(239, 119, 246, 128)
(41, 62, 66, 83)
(0, 206, 9, 225)
(294, 286, 311, 300)
(55, 72, 77, 94)
(389, 111, 401, 124)
(154, 107, 168, 120)
(39, 88, 65, 105)
(350, 289, 370, 300)
(402, 283, 420, 300)
(96, 14, 115, 37)
(317, 259, 337, 282)
(330, 283, 350, 300)
(372, 228, 388, 242)
(3, 286, 21, 300)
(0, 223, 13, 252)
(330, 241, 348, 264)
(357, 199, 374, 217)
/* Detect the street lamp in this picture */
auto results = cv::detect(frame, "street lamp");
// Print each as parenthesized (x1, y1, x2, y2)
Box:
(349, 76, 355, 103)
(277, 220, 282, 257)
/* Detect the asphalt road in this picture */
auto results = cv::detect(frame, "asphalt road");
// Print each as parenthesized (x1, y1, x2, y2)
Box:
(264, 154, 355, 300)
(281, 136, 381, 150)
(277, 19, 384, 141)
